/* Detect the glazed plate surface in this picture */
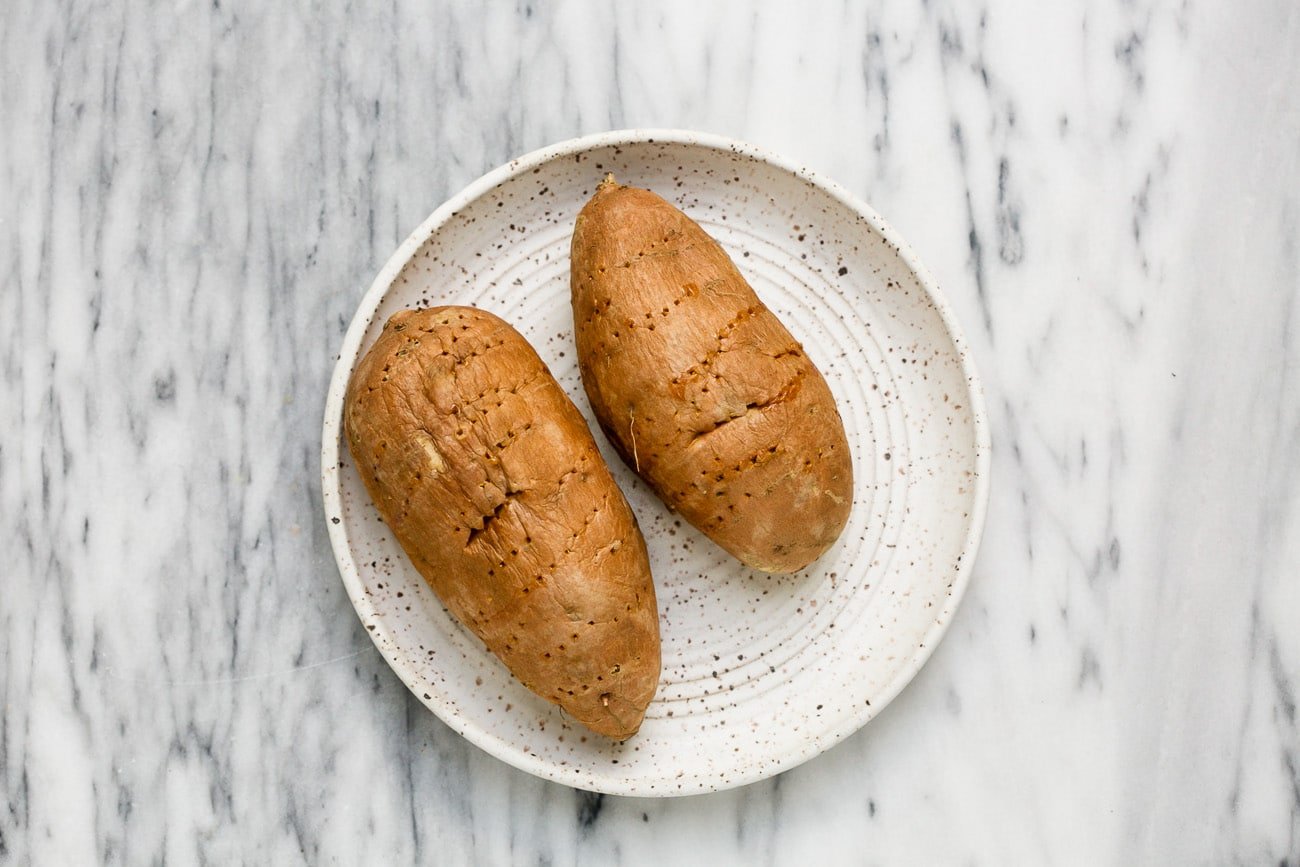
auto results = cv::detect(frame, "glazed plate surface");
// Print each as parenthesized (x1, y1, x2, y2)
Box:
(321, 130, 990, 796)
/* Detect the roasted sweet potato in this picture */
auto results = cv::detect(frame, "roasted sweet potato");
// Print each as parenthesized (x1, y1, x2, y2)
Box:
(571, 177, 852, 573)
(344, 306, 660, 739)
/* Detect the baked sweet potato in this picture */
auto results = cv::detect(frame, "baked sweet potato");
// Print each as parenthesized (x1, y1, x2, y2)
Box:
(344, 306, 660, 739)
(571, 177, 852, 573)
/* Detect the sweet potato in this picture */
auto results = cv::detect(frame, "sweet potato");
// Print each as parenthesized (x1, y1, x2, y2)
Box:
(571, 177, 852, 573)
(344, 306, 660, 739)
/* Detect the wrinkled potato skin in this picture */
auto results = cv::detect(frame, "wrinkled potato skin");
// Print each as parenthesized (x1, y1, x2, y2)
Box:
(344, 306, 660, 739)
(571, 179, 852, 573)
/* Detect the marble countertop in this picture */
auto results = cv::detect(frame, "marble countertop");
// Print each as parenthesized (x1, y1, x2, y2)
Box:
(4, 1, 1298, 863)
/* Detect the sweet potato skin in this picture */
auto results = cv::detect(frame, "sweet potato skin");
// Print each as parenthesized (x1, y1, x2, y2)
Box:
(344, 306, 659, 739)
(571, 179, 852, 573)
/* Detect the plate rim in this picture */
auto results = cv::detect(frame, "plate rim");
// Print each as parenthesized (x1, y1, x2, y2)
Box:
(320, 128, 992, 796)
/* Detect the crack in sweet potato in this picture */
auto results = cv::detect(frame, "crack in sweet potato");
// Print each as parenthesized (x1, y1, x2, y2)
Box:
(688, 369, 806, 445)
(668, 306, 767, 386)
(465, 489, 523, 548)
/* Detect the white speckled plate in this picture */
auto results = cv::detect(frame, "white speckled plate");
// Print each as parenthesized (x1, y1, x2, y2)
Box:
(322, 130, 990, 796)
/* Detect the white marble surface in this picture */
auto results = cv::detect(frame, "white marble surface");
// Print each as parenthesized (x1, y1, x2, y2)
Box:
(3, 0, 1298, 863)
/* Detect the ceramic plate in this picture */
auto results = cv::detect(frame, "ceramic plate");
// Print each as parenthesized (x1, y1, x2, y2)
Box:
(321, 130, 990, 796)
